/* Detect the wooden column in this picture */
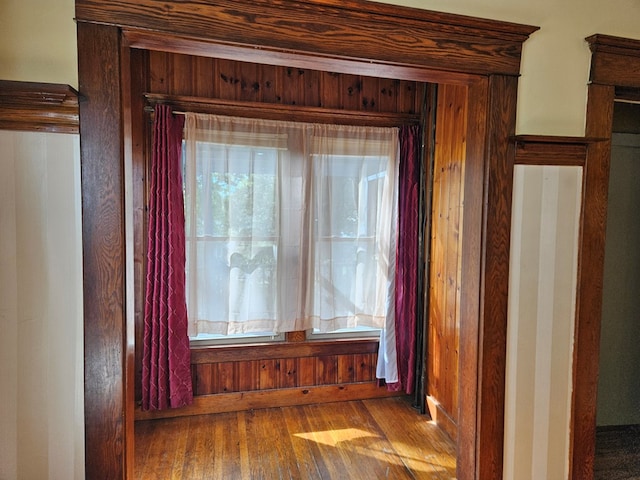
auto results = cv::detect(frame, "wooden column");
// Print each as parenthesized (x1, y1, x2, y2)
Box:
(569, 83, 614, 480)
(476, 74, 518, 480)
(77, 22, 133, 479)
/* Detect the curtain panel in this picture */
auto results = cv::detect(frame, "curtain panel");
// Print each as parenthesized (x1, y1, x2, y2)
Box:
(141, 105, 193, 410)
(183, 114, 400, 343)
(388, 124, 421, 394)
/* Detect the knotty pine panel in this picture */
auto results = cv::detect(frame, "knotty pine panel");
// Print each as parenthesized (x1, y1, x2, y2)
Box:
(148, 51, 423, 115)
(193, 350, 378, 396)
(427, 83, 468, 439)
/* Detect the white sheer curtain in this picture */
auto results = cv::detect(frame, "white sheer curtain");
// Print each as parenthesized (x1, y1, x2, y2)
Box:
(183, 113, 398, 348)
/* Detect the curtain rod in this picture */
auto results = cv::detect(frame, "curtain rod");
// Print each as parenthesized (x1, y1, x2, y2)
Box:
(144, 93, 421, 127)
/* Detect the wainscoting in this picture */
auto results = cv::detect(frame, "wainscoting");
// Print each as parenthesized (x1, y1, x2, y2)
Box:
(136, 338, 401, 420)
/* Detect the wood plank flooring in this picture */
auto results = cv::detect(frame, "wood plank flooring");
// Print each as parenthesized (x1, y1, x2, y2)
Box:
(595, 425, 640, 479)
(135, 396, 456, 479)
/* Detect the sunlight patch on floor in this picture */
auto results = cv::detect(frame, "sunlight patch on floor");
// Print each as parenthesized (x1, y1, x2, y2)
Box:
(294, 428, 377, 446)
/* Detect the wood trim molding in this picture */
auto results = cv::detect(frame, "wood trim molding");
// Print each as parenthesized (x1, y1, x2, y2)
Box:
(144, 93, 422, 126)
(572, 33, 640, 480)
(512, 135, 605, 166)
(76, 0, 537, 78)
(587, 34, 640, 88)
(0, 80, 79, 133)
(191, 339, 380, 364)
(136, 383, 401, 421)
(75, 1, 537, 479)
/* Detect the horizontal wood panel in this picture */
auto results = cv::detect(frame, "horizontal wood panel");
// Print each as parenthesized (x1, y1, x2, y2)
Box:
(191, 338, 379, 364)
(136, 383, 401, 420)
(588, 35, 640, 88)
(77, 0, 537, 77)
(0, 80, 79, 133)
(147, 52, 424, 117)
(192, 349, 378, 395)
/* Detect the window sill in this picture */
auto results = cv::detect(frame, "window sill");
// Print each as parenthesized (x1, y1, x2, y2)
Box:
(190, 337, 379, 364)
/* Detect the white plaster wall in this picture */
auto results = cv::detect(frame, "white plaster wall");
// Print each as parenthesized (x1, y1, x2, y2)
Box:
(0, 0, 77, 86)
(381, 0, 640, 136)
(0, 131, 84, 480)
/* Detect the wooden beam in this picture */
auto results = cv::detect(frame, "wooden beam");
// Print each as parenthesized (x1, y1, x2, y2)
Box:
(77, 0, 537, 77)
(144, 93, 421, 126)
(570, 82, 615, 480)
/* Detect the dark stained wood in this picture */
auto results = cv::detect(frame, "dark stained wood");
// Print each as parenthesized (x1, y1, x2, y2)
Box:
(456, 76, 488, 480)
(135, 397, 457, 479)
(570, 82, 615, 480)
(0, 80, 79, 133)
(146, 51, 424, 117)
(78, 0, 537, 78)
(587, 35, 640, 88)
(427, 83, 468, 441)
(120, 41, 145, 480)
(571, 32, 640, 480)
(514, 138, 589, 166)
(191, 338, 379, 364)
(144, 93, 422, 126)
(77, 22, 130, 480)
(75, 0, 537, 478)
(129, 48, 151, 411)
(475, 74, 519, 480)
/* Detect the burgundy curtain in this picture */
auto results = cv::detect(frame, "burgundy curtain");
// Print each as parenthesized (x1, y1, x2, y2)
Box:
(141, 104, 193, 410)
(389, 124, 421, 394)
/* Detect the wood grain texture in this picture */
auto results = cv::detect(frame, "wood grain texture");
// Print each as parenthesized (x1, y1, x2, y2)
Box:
(77, 0, 536, 77)
(570, 82, 615, 480)
(427, 83, 468, 441)
(0, 80, 79, 133)
(135, 397, 457, 479)
(587, 35, 640, 88)
(78, 22, 130, 480)
(136, 383, 401, 420)
(76, 1, 536, 478)
(571, 33, 640, 479)
(514, 138, 589, 166)
(455, 76, 487, 480)
(146, 51, 423, 120)
(475, 74, 518, 480)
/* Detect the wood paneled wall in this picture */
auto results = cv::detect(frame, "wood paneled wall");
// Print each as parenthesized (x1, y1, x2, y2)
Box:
(147, 52, 423, 116)
(427, 83, 469, 441)
(135, 51, 426, 416)
(192, 342, 378, 396)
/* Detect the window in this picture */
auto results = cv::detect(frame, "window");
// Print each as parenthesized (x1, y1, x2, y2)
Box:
(183, 114, 398, 343)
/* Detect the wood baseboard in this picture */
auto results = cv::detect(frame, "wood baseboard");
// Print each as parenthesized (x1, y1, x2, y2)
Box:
(136, 382, 402, 421)
(427, 395, 458, 442)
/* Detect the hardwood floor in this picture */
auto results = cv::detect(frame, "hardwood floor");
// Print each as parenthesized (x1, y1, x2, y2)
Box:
(595, 425, 640, 479)
(135, 396, 456, 479)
